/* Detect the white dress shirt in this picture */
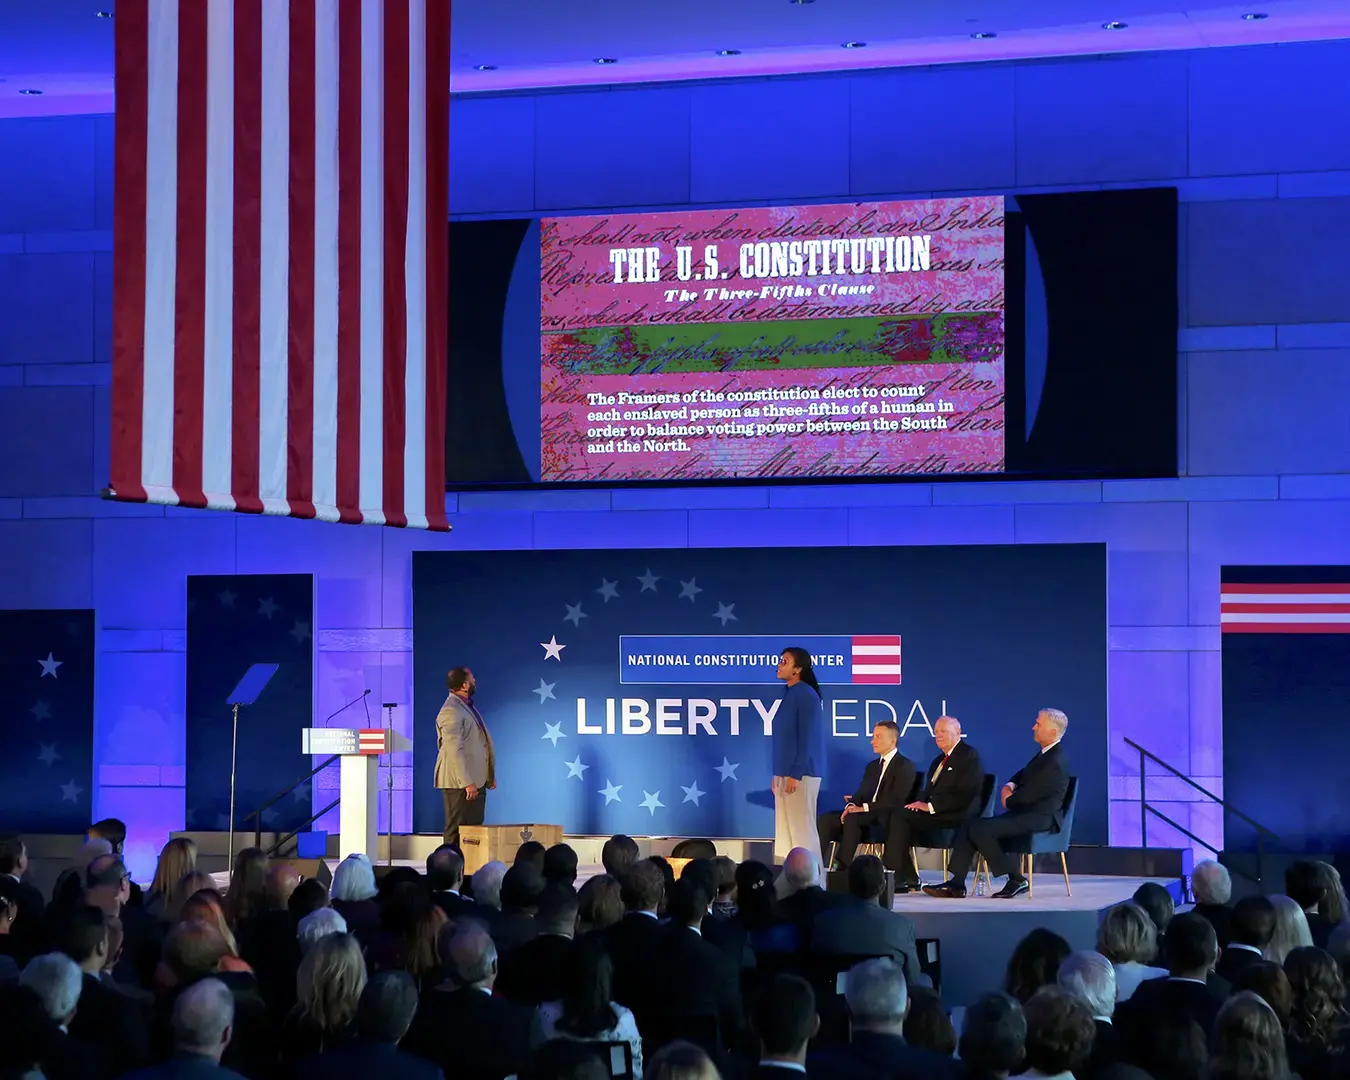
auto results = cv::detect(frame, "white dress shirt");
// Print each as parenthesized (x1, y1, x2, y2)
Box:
(861, 748, 898, 812)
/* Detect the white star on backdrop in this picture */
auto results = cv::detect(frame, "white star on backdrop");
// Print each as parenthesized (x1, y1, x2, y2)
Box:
(542, 721, 566, 747)
(60, 779, 83, 803)
(36, 744, 60, 767)
(540, 635, 566, 661)
(29, 701, 51, 722)
(712, 602, 737, 626)
(563, 603, 588, 627)
(290, 620, 311, 644)
(599, 780, 622, 805)
(715, 757, 740, 782)
(38, 653, 62, 678)
(681, 781, 705, 806)
(218, 588, 237, 608)
(258, 597, 279, 619)
(679, 578, 702, 602)
(533, 679, 557, 703)
(565, 755, 589, 779)
(640, 790, 665, 815)
(637, 569, 660, 593)
(596, 579, 620, 602)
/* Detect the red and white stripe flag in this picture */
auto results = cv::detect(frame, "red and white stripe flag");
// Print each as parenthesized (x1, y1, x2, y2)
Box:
(851, 635, 903, 684)
(358, 728, 391, 754)
(111, 0, 450, 530)
(1220, 582, 1350, 633)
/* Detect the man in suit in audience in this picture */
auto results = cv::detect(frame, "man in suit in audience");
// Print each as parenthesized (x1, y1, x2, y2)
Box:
(601, 834, 640, 880)
(776, 847, 850, 950)
(1057, 951, 1121, 1080)
(495, 890, 577, 1006)
(426, 845, 477, 922)
(1215, 895, 1275, 984)
(885, 716, 985, 892)
(1190, 859, 1234, 949)
(55, 904, 150, 1076)
(1287, 860, 1336, 950)
(86, 820, 144, 908)
(812, 856, 925, 988)
(1116, 912, 1230, 1055)
(83, 853, 163, 989)
(0, 834, 47, 963)
(21, 952, 105, 1080)
(678, 859, 752, 971)
(604, 860, 668, 1011)
(924, 708, 1071, 900)
(403, 921, 537, 1080)
(125, 977, 248, 1080)
(489, 864, 543, 954)
(752, 974, 819, 1080)
(817, 721, 916, 871)
(810, 958, 959, 1080)
(297, 971, 443, 1080)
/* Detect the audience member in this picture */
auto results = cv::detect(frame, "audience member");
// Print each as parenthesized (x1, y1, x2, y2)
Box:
(1266, 894, 1315, 965)
(1097, 901, 1167, 1002)
(1288, 861, 1335, 950)
(23, 950, 108, 1080)
(180, 891, 247, 971)
(87, 821, 143, 907)
(278, 931, 364, 1065)
(535, 935, 643, 1078)
(1004, 928, 1070, 1004)
(1021, 986, 1097, 1080)
(294, 970, 443, 1080)
(1132, 882, 1175, 961)
(472, 861, 508, 914)
(958, 992, 1027, 1080)
(1127, 1013, 1208, 1080)
(1209, 991, 1292, 1080)
(329, 855, 380, 943)
(645, 1040, 719, 1080)
(221, 850, 268, 932)
(402, 920, 537, 1080)
(130, 977, 247, 1079)
(711, 856, 738, 919)
(730, 860, 795, 953)
(514, 841, 547, 874)
(751, 974, 817, 1080)
(497, 889, 578, 1006)
(236, 864, 301, 1023)
(167, 874, 218, 925)
(601, 835, 640, 880)
(810, 958, 956, 1080)
(575, 874, 623, 936)
(55, 903, 151, 1074)
(647, 857, 676, 916)
(0, 836, 44, 964)
(365, 882, 446, 988)
(494, 864, 545, 954)
(775, 847, 847, 948)
(297, 908, 347, 956)
(811, 854, 924, 985)
(287, 879, 330, 921)
(516, 1039, 608, 1080)
(1232, 959, 1294, 1028)
(1315, 863, 1348, 928)
(1056, 951, 1118, 1080)
(604, 860, 667, 1011)
(1219, 896, 1277, 984)
(51, 838, 114, 910)
(1191, 859, 1234, 948)
(1284, 946, 1350, 1080)
(89, 853, 164, 987)
(1116, 913, 1226, 1047)
(543, 843, 580, 892)
(0, 875, 25, 982)
(145, 839, 198, 923)
(426, 845, 475, 920)
(1328, 921, 1350, 984)
(0, 983, 56, 1080)
(678, 859, 749, 972)
(904, 985, 958, 1058)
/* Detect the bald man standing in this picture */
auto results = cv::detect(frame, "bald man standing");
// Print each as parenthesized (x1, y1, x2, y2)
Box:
(885, 717, 984, 892)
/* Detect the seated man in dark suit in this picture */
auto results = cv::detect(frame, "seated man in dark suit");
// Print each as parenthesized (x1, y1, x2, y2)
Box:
(490, 864, 543, 954)
(924, 708, 1070, 900)
(1056, 951, 1120, 1080)
(1115, 912, 1230, 1057)
(776, 847, 850, 949)
(603, 860, 667, 1012)
(296, 971, 443, 1080)
(402, 920, 538, 1080)
(495, 889, 577, 1006)
(817, 721, 915, 870)
(811, 856, 925, 989)
(55, 903, 151, 1076)
(426, 845, 477, 921)
(886, 715, 984, 891)
(1215, 895, 1275, 984)
(20, 952, 106, 1080)
(751, 974, 818, 1080)
(1190, 859, 1233, 949)
(542, 843, 579, 895)
(0, 834, 48, 964)
(810, 957, 958, 1080)
(125, 977, 247, 1080)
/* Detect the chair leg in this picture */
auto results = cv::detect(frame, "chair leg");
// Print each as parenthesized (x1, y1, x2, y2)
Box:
(827, 841, 837, 869)
(941, 849, 948, 879)
(1024, 855, 1034, 898)
(1060, 852, 1071, 897)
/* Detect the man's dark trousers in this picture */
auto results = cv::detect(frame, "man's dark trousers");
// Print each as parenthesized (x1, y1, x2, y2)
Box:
(886, 809, 971, 880)
(818, 808, 889, 868)
(442, 788, 486, 847)
(946, 811, 1055, 881)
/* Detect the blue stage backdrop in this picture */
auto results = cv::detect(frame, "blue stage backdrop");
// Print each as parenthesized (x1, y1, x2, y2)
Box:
(1222, 565, 1350, 853)
(186, 574, 314, 834)
(0, 610, 95, 832)
(412, 545, 1108, 843)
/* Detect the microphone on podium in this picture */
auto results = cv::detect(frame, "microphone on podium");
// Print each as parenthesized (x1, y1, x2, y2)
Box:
(324, 688, 371, 726)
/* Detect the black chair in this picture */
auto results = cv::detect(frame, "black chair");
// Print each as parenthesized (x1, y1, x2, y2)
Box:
(922, 773, 997, 879)
(589, 1040, 635, 1080)
(915, 937, 942, 992)
(997, 776, 1079, 897)
(798, 952, 890, 1045)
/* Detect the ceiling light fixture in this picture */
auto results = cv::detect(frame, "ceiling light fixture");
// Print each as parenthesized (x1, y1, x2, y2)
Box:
(473, 64, 497, 71)
(19, 88, 43, 95)
(971, 31, 998, 39)
(1241, 12, 1268, 19)
(715, 49, 742, 57)
(841, 41, 867, 49)
(593, 57, 618, 65)
(1102, 20, 1128, 30)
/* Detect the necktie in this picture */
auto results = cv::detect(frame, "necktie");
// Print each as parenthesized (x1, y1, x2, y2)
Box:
(872, 757, 889, 801)
(934, 753, 951, 781)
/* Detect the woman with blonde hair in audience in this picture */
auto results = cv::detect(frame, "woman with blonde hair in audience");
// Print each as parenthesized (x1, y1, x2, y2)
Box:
(279, 930, 366, 1065)
(576, 874, 624, 936)
(1098, 900, 1168, 1002)
(1284, 946, 1350, 1080)
(1209, 991, 1293, 1080)
(165, 871, 217, 923)
(1265, 894, 1314, 966)
(645, 1041, 718, 1080)
(179, 888, 251, 973)
(222, 847, 269, 930)
(1315, 863, 1348, 928)
(144, 837, 198, 920)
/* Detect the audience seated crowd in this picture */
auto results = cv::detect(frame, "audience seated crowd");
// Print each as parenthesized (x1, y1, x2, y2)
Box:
(3, 826, 1350, 1080)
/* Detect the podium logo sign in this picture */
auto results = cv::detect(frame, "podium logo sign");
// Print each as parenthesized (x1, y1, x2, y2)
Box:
(618, 634, 901, 685)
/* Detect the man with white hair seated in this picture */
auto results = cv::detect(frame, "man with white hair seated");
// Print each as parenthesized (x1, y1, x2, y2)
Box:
(776, 847, 849, 947)
(472, 860, 508, 910)
(124, 977, 246, 1078)
(1190, 859, 1233, 949)
(20, 951, 102, 1079)
(1056, 951, 1119, 1080)
(809, 958, 959, 1080)
(296, 907, 348, 955)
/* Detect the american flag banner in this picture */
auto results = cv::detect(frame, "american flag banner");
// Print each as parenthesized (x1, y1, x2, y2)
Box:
(110, 0, 450, 530)
(1221, 567, 1350, 633)
(850, 634, 903, 684)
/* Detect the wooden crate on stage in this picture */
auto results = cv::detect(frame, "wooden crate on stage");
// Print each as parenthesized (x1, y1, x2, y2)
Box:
(460, 823, 564, 874)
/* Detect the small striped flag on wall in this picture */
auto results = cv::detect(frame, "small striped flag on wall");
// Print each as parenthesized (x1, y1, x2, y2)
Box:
(1221, 567, 1350, 633)
(851, 635, 903, 684)
(110, 0, 450, 530)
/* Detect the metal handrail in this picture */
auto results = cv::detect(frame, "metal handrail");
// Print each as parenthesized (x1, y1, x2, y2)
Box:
(1125, 736, 1280, 887)
(266, 798, 339, 858)
(248, 754, 341, 849)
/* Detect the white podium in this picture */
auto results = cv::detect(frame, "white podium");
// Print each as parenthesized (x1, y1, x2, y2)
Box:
(302, 727, 411, 861)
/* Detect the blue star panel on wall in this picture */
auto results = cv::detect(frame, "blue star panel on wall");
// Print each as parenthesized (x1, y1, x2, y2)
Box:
(0, 610, 95, 832)
(185, 574, 315, 836)
(412, 545, 1108, 843)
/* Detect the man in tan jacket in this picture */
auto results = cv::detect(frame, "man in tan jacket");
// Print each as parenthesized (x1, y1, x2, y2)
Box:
(435, 667, 496, 846)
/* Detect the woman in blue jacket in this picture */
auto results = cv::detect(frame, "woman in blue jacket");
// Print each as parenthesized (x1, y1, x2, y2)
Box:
(773, 646, 826, 860)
